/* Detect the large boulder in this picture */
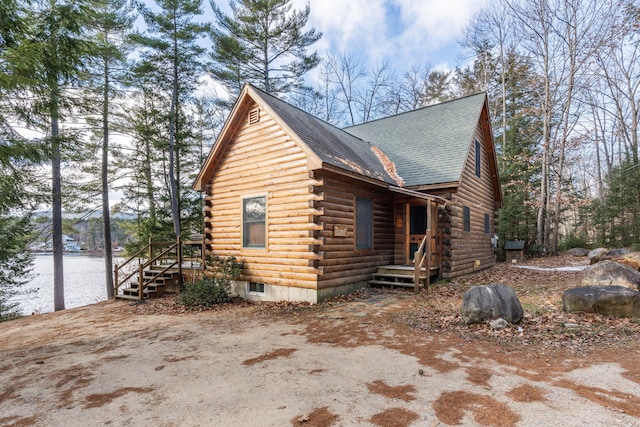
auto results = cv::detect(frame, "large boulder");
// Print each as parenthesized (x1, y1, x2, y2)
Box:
(567, 248, 589, 257)
(613, 252, 640, 272)
(461, 284, 524, 325)
(588, 248, 608, 259)
(606, 247, 631, 257)
(563, 286, 640, 318)
(581, 260, 640, 290)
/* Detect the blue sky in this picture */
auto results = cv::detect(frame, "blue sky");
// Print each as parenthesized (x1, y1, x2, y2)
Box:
(211, 0, 490, 75)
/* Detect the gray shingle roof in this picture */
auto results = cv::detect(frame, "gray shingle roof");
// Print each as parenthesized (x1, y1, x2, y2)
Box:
(252, 85, 397, 185)
(344, 93, 487, 187)
(505, 240, 526, 250)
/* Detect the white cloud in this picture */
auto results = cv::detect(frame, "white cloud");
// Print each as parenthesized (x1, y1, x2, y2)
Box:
(292, 0, 489, 73)
(296, 0, 389, 57)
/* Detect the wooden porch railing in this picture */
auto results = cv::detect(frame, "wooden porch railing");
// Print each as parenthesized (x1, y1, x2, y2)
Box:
(113, 237, 187, 300)
(413, 234, 431, 293)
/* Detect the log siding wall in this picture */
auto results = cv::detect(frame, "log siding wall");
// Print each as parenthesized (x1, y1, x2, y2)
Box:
(204, 101, 322, 291)
(202, 94, 499, 295)
(444, 119, 497, 278)
(315, 171, 395, 290)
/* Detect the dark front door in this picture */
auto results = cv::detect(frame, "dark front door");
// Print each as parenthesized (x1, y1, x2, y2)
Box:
(407, 204, 427, 264)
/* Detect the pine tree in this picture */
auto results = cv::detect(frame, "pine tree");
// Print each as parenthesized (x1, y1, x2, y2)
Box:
(496, 52, 543, 247)
(8, 0, 95, 311)
(116, 84, 170, 245)
(130, 0, 208, 240)
(87, 0, 136, 299)
(0, 0, 45, 318)
(210, 0, 321, 97)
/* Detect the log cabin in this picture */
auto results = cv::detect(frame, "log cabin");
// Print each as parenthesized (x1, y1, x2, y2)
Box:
(193, 83, 502, 303)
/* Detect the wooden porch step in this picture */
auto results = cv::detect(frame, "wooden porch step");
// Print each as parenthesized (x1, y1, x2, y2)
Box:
(372, 273, 427, 281)
(120, 287, 161, 298)
(114, 294, 140, 301)
(143, 270, 179, 279)
(129, 282, 166, 291)
(368, 264, 439, 290)
(368, 279, 423, 289)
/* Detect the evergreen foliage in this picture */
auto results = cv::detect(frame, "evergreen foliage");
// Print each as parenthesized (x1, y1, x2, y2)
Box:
(210, 0, 321, 97)
(0, 0, 45, 317)
(0, 216, 34, 321)
(12, 0, 97, 311)
(126, 0, 209, 244)
(82, 0, 137, 299)
(592, 161, 640, 247)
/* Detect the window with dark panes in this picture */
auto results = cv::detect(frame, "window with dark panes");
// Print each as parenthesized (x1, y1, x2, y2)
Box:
(243, 196, 266, 248)
(356, 197, 373, 249)
(463, 206, 471, 232)
(475, 140, 481, 178)
(484, 213, 490, 234)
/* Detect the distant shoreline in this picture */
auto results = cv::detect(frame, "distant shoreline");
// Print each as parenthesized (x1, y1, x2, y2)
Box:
(31, 252, 124, 257)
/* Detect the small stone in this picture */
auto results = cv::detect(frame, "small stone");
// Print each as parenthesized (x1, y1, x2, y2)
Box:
(418, 369, 424, 376)
(490, 318, 509, 330)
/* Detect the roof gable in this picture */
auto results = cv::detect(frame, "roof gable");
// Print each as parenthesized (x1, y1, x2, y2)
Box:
(194, 84, 398, 191)
(344, 93, 487, 187)
(251, 85, 397, 185)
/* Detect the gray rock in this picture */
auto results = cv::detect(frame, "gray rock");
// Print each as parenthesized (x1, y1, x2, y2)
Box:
(606, 247, 631, 257)
(567, 248, 589, 257)
(581, 260, 640, 290)
(490, 318, 509, 330)
(461, 284, 524, 325)
(588, 248, 608, 259)
(563, 286, 640, 318)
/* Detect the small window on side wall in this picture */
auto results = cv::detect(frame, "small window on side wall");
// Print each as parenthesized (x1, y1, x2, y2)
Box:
(484, 213, 490, 234)
(356, 197, 373, 249)
(475, 140, 481, 178)
(463, 206, 471, 233)
(243, 196, 266, 248)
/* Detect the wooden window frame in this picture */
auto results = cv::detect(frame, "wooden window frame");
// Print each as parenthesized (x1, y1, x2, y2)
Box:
(242, 194, 267, 249)
(475, 140, 481, 178)
(355, 197, 373, 250)
(463, 206, 471, 233)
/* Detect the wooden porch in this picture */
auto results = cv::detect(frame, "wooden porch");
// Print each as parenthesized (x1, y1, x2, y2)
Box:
(368, 264, 440, 290)
(113, 237, 204, 301)
(376, 194, 444, 291)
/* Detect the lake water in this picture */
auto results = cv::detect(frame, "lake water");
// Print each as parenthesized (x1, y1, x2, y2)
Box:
(11, 255, 123, 315)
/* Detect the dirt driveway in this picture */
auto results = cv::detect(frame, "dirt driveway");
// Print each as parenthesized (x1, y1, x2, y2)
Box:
(2, 258, 640, 426)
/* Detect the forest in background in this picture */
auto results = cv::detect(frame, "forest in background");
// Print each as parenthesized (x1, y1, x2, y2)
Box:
(1, 0, 639, 315)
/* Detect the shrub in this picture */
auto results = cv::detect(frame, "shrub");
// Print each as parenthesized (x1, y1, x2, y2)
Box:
(179, 256, 242, 309)
(559, 234, 589, 252)
(180, 279, 230, 308)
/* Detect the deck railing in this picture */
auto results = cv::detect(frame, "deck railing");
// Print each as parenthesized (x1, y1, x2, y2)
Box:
(113, 237, 201, 299)
(413, 234, 431, 293)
